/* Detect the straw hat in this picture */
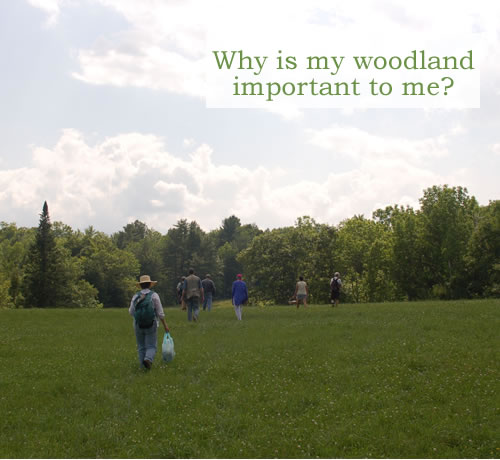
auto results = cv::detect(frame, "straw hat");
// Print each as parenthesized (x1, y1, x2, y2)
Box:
(137, 275, 158, 287)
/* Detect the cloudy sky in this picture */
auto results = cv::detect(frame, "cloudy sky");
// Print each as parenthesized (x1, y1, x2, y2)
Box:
(1, 0, 499, 234)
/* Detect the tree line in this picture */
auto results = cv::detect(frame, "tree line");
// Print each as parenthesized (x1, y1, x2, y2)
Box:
(0, 185, 498, 308)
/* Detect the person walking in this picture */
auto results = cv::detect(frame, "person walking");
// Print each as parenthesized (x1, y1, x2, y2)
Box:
(177, 276, 186, 310)
(330, 271, 342, 307)
(293, 276, 309, 308)
(201, 274, 216, 312)
(129, 275, 170, 370)
(232, 274, 248, 321)
(182, 268, 204, 322)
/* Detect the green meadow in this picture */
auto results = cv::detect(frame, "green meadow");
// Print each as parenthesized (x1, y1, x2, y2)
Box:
(0, 300, 498, 458)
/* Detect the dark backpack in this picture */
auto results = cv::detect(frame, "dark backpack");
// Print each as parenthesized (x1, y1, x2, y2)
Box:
(133, 291, 156, 328)
(331, 278, 340, 292)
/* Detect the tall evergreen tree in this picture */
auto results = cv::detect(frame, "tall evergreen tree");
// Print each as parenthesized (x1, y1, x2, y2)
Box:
(23, 202, 59, 307)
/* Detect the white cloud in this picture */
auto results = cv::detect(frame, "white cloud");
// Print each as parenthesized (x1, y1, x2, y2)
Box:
(27, 0, 500, 88)
(26, 0, 500, 117)
(71, 0, 207, 97)
(14, 0, 500, 229)
(306, 124, 449, 162)
(299, 123, 475, 221)
(0, 130, 279, 231)
(183, 138, 196, 148)
(0, 127, 471, 233)
(26, 0, 65, 26)
(73, 42, 206, 97)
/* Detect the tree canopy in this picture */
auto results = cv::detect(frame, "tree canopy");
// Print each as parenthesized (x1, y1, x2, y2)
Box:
(2, 185, 498, 308)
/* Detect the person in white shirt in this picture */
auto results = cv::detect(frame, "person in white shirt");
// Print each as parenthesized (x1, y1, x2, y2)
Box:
(293, 276, 309, 308)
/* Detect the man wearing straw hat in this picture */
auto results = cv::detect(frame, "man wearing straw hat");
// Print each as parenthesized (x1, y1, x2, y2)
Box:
(129, 275, 170, 369)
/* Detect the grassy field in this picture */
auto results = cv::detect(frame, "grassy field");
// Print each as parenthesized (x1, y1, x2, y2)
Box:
(0, 300, 498, 458)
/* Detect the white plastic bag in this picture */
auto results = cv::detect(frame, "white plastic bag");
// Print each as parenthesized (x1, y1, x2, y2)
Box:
(162, 332, 175, 362)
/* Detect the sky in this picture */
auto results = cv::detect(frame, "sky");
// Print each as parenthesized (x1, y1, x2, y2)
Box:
(0, 0, 499, 234)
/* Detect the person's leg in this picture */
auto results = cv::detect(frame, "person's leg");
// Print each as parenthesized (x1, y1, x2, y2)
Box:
(192, 298, 200, 321)
(202, 295, 208, 311)
(134, 324, 146, 366)
(234, 304, 240, 320)
(297, 295, 305, 308)
(206, 292, 212, 312)
(143, 322, 158, 366)
(187, 298, 193, 321)
(333, 292, 340, 307)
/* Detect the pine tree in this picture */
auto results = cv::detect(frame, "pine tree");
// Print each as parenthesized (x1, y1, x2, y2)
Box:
(24, 201, 59, 307)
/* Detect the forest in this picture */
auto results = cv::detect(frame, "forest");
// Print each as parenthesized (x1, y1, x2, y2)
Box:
(0, 184, 498, 308)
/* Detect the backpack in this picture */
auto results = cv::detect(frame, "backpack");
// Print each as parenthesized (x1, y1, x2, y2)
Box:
(331, 278, 340, 292)
(133, 291, 156, 328)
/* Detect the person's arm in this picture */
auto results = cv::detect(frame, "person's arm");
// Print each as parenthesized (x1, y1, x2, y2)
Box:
(181, 280, 187, 301)
(200, 279, 205, 303)
(244, 283, 249, 303)
(160, 317, 169, 333)
(129, 294, 138, 316)
(153, 293, 169, 332)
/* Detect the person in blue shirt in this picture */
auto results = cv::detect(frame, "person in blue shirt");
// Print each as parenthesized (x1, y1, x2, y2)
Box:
(232, 273, 248, 321)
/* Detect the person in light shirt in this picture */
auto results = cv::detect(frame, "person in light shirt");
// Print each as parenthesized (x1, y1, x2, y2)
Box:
(129, 275, 170, 370)
(293, 276, 309, 308)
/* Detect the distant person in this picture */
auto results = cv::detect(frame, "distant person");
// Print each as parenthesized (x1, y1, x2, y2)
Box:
(330, 272, 342, 307)
(182, 268, 204, 322)
(129, 275, 170, 370)
(293, 276, 309, 308)
(177, 276, 186, 310)
(232, 274, 248, 321)
(201, 274, 216, 312)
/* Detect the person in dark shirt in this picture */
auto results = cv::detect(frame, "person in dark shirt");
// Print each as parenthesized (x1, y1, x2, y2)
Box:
(201, 274, 216, 312)
(330, 272, 342, 307)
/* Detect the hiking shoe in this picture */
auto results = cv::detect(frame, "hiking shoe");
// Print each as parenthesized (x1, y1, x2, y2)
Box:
(143, 359, 152, 369)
